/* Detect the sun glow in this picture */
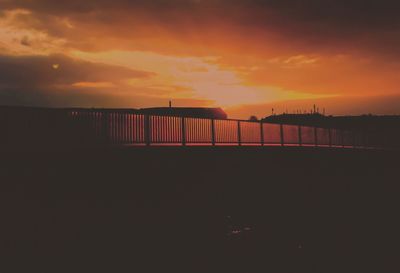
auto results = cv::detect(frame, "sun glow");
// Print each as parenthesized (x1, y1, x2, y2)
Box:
(71, 50, 320, 108)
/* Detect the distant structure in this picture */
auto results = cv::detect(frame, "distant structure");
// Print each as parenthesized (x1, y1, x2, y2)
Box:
(139, 107, 228, 119)
(274, 105, 326, 116)
(248, 115, 258, 121)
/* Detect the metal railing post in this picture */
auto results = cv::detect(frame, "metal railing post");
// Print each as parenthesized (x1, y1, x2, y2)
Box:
(280, 124, 284, 146)
(363, 132, 367, 149)
(314, 127, 318, 147)
(298, 125, 302, 146)
(341, 130, 345, 148)
(211, 119, 216, 146)
(181, 117, 186, 146)
(102, 111, 110, 145)
(260, 122, 264, 146)
(328, 129, 332, 147)
(237, 120, 242, 146)
(144, 115, 151, 146)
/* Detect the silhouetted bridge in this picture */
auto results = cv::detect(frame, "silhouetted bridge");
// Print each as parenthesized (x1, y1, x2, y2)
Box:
(0, 106, 383, 151)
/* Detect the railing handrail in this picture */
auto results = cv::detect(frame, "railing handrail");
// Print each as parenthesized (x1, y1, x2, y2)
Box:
(0, 107, 382, 150)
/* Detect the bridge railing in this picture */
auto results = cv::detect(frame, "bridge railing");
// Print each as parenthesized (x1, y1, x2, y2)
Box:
(64, 110, 375, 148)
(0, 107, 382, 150)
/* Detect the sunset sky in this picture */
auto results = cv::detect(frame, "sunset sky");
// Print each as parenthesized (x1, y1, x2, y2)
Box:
(1, 0, 400, 118)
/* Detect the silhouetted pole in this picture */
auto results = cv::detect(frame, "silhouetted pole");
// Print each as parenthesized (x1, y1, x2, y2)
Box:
(118, 113, 122, 145)
(145, 115, 151, 146)
(328, 129, 332, 147)
(111, 112, 115, 145)
(102, 111, 110, 145)
(314, 127, 318, 147)
(181, 117, 186, 146)
(341, 130, 345, 148)
(363, 132, 367, 149)
(260, 122, 264, 146)
(280, 124, 284, 146)
(211, 119, 216, 146)
(237, 121, 242, 146)
(298, 125, 302, 146)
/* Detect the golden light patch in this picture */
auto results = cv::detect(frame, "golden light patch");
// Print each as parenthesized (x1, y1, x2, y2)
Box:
(72, 82, 116, 88)
(52, 64, 60, 70)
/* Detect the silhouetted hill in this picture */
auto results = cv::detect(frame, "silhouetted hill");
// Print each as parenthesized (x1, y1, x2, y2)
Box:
(139, 107, 228, 119)
(0, 105, 228, 119)
(262, 114, 400, 149)
(263, 113, 400, 131)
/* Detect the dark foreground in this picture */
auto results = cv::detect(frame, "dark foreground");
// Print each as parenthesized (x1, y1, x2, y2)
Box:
(0, 147, 399, 273)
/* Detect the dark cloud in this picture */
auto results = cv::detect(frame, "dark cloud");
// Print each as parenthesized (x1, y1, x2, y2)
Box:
(0, 54, 154, 88)
(20, 36, 31, 46)
(2, 0, 399, 63)
(2, 1, 400, 40)
(0, 53, 154, 107)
